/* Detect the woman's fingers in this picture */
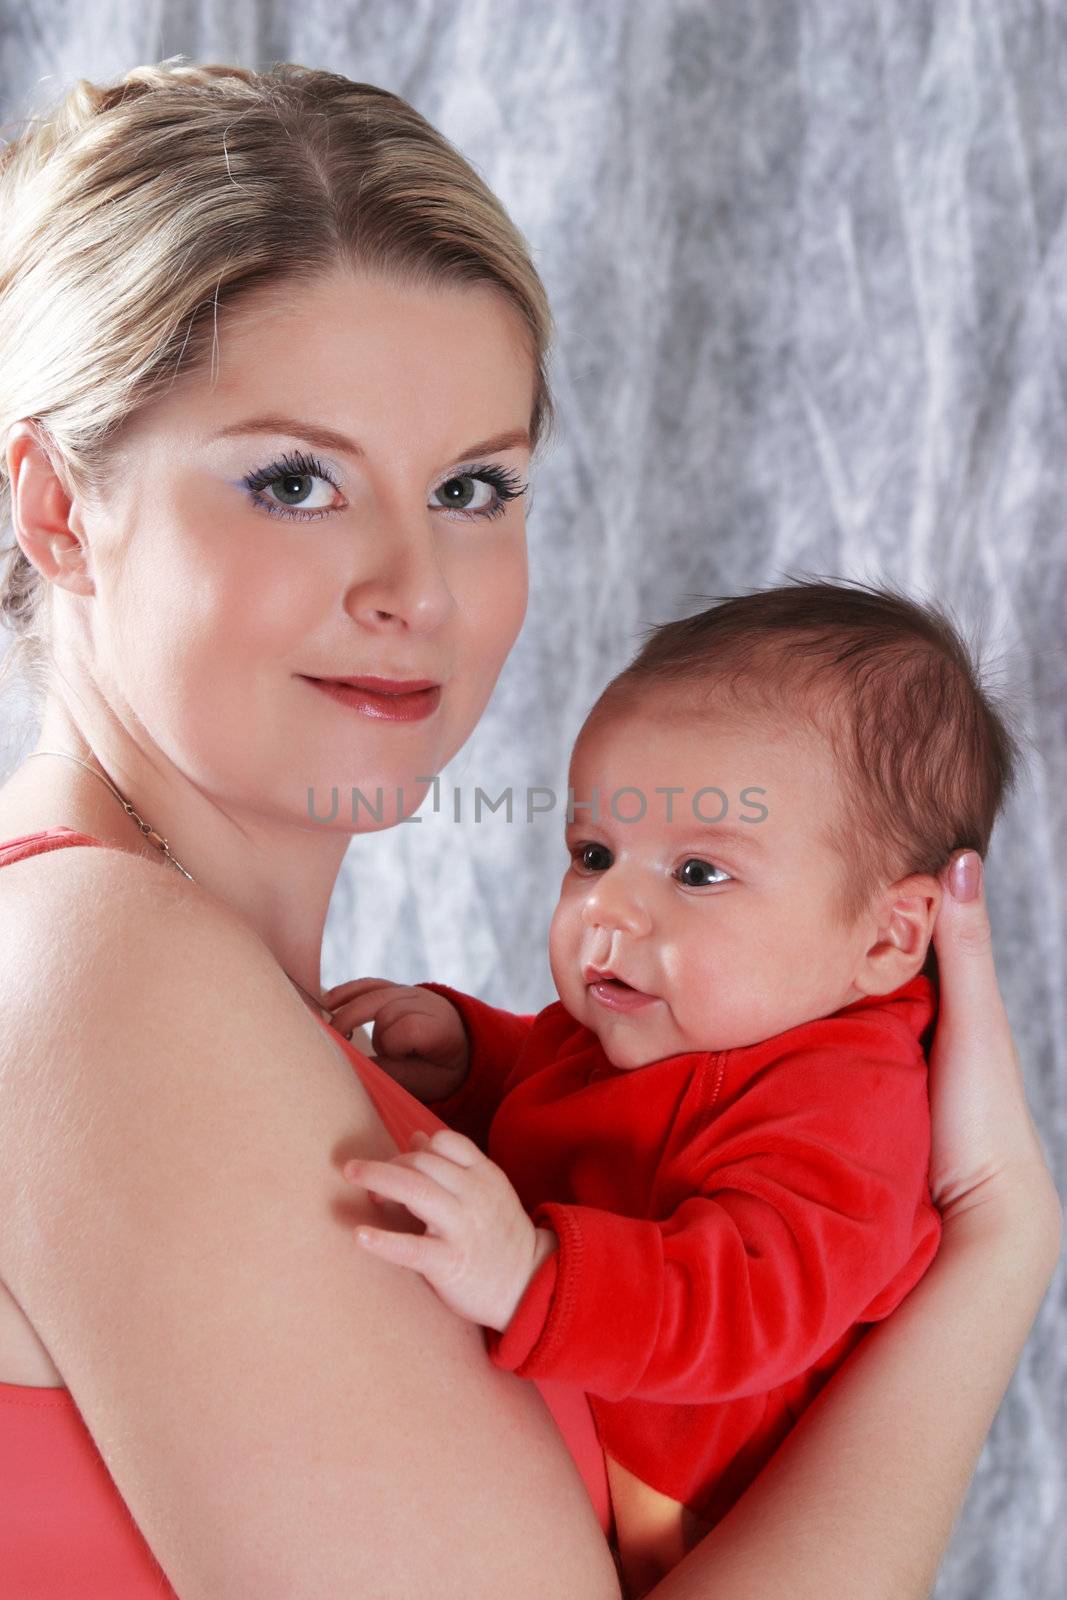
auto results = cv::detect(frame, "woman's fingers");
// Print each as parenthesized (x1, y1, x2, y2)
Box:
(927, 850, 1059, 1239)
(930, 852, 1010, 1043)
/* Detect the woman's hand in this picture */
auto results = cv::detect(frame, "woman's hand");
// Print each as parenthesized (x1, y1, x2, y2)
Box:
(322, 976, 471, 1102)
(342, 1127, 559, 1330)
(926, 849, 1063, 1250)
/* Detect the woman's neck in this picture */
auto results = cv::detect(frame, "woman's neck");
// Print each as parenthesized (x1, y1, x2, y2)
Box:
(4, 700, 352, 1006)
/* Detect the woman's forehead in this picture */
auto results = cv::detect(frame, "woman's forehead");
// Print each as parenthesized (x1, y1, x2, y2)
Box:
(129, 270, 538, 458)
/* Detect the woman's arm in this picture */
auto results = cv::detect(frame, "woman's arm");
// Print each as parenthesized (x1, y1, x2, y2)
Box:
(643, 849, 1062, 1599)
(0, 847, 621, 1600)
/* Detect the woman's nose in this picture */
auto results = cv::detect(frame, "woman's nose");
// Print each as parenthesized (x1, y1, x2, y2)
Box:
(346, 506, 457, 634)
(579, 869, 652, 938)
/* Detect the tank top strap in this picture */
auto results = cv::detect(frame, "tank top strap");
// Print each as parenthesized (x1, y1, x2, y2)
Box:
(0, 826, 110, 867)
(309, 1010, 450, 1149)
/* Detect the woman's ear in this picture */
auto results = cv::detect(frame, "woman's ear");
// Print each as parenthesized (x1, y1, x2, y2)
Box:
(850, 872, 943, 997)
(5, 419, 94, 597)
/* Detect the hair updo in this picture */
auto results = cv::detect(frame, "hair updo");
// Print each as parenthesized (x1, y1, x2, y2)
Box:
(0, 57, 555, 710)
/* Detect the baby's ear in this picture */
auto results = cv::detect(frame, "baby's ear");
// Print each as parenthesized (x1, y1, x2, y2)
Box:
(852, 873, 943, 996)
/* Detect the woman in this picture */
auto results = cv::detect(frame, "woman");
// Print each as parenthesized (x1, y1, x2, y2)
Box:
(0, 59, 1059, 1599)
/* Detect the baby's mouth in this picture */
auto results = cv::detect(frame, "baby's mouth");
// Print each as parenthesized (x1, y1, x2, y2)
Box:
(584, 971, 659, 1012)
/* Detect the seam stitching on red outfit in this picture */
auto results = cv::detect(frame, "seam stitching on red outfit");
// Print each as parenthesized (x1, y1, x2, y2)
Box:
(0, 1389, 74, 1407)
(704, 1052, 727, 1108)
(538, 1202, 584, 1368)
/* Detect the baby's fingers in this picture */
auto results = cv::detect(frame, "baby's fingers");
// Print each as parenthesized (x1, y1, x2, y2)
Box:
(354, 1224, 454, 1279)
(343, 1155, 460, 1233)
(322, 975, 398, 1006)
(330, 990, 415, 1038)
(416, 1127, 483, 1168)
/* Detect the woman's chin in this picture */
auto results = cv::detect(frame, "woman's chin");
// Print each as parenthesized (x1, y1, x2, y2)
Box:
(301, 777, 438, 833)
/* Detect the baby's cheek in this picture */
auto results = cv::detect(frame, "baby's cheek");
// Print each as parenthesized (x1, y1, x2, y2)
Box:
(547, 899, 579, 978)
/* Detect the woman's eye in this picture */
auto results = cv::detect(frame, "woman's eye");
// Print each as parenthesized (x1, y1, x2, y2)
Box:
(241, 451, 526, 525)
(242, 449, 341, 522)
(430, 463, 527, 521)
(676, 858, 730, 888)
(570, 842, 613, 873)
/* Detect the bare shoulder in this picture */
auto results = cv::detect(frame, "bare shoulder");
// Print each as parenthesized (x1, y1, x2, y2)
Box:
(0, 840, 256, 1015)
(0, 840, 359, 1279)
(0, 846, 614, 1596)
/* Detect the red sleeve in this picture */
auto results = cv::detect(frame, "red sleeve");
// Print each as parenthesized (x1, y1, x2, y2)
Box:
(416, 981, 537, 1151)
(486, 1023, 941, 1403)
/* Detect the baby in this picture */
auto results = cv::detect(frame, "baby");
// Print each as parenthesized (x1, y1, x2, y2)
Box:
(337, 576, 1020, 1596)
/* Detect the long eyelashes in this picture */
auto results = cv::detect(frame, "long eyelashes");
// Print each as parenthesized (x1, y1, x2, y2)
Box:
(241, 447, 528, 523)
(243, 448, 336, 521)
(433, 462, 528, 519)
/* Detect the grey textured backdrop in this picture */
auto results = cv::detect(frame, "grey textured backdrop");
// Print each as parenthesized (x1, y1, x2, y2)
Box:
(1, 3, 1064, 1596)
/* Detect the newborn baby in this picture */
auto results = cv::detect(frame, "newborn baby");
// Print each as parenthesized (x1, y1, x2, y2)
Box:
(337, 577, 1019, 1596)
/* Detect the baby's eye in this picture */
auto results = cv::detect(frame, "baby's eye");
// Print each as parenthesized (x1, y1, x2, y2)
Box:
(676, 858, 731, 888)
(570, 842, 613, 873)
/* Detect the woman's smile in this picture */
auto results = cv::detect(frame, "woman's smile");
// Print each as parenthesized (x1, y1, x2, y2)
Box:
(299, 674, 443, 723)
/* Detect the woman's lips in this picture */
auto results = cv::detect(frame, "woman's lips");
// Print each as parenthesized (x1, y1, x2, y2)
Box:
(588, 978, 659, 1013)
(301, 676, 442, 723)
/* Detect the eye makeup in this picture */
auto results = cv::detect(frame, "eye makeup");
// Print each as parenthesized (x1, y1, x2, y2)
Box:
(238, 446, 528, 524)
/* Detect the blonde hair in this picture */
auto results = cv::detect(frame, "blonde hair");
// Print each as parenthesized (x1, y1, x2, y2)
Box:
(0, 58, 555, 709)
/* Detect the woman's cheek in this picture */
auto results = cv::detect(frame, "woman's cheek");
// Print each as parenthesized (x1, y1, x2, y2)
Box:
(456, 539, 528, 692)
(467, 518, 528, 630)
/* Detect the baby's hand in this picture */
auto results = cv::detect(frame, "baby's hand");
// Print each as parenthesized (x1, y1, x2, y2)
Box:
(343, 1128, 558, 1331)
(323, 978, 470, 1103)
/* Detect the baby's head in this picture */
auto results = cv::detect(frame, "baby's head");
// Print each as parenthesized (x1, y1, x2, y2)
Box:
(548, 577, 1023, 1070)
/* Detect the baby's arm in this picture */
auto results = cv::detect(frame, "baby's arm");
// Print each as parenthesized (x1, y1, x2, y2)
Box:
(481, 1040, 941, 1402)
(343, 1128, 559, 1331)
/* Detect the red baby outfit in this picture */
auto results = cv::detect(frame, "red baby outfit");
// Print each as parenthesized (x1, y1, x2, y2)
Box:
(422, 972, 942, 1526)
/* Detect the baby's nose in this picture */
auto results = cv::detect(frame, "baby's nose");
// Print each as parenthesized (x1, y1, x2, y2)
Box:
(579, 871, 652, 937)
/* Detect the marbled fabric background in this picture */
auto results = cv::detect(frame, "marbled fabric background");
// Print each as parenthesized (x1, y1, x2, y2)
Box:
(1, 3, 1064, 1595)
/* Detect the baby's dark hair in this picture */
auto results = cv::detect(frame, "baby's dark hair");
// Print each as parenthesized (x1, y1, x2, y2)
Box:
(584, 575, 1026, 927)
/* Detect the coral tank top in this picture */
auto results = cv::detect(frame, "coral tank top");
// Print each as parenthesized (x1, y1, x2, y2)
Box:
(0, 828, 610, 1597)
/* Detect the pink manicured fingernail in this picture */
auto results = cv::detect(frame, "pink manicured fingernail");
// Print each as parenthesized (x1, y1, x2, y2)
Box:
(948, 851, 981, 902)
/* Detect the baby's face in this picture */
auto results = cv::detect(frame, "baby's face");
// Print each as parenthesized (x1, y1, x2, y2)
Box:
(548, 704, 877, 1070)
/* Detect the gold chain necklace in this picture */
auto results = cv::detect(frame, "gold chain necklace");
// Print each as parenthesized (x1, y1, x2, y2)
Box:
(20, 748, 337, 1025)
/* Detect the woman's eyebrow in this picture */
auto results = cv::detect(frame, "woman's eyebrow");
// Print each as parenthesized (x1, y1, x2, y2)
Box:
(211, 415, 531, 461)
